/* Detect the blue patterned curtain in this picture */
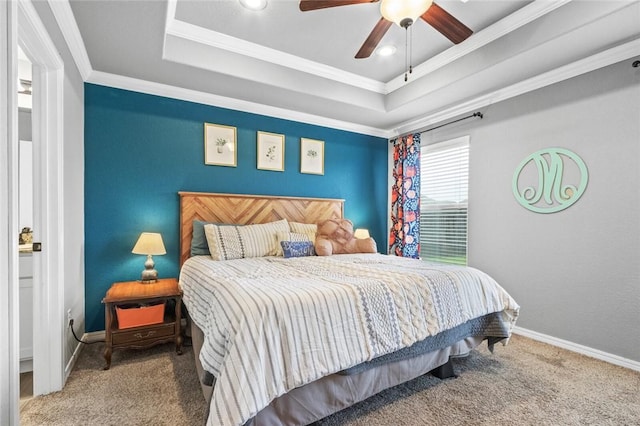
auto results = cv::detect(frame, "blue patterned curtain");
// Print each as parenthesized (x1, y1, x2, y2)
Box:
(389, 133, 421, 258)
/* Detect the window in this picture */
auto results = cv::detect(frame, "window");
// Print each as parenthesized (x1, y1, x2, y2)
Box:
(420, 136, 469, 265)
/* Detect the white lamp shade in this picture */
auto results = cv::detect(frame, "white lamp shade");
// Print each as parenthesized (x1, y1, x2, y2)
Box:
(132, 232, 166, 255)
(380, 0, 433, 27)
(354, 228, 371, 239)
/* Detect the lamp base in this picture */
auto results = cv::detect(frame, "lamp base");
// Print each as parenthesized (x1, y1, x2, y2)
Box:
(140, 269, 158, 283)
(140, 254, 159, 283)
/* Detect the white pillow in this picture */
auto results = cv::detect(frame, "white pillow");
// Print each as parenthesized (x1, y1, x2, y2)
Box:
(204, 219, 290, 260)
(289, 222, 317, 242)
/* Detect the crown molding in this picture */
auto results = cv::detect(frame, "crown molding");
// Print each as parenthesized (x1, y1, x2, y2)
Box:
(165, 0, 387, 94)
(386, 0, 572, 92)
(391, 38, 640, 136)
(87, 70, 393, 139)
(47, 0, 92, 80)
(39, 0, 639, 141)
(46, 0, 392, 138)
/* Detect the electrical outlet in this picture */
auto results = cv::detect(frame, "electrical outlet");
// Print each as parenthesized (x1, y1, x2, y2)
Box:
(67, 309, 73, 324)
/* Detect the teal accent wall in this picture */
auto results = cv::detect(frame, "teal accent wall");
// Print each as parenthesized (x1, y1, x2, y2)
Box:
(84, 83, 388, 332)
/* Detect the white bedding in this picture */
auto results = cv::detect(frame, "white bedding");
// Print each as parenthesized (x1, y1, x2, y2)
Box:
(179, 253, 519, 426)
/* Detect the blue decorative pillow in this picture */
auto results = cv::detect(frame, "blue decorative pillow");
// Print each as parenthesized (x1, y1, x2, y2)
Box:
(280, 241, 316, 258)
(191, 220, 213, 256)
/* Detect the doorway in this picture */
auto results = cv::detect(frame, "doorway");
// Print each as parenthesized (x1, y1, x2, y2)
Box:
(17, 45, 34, 411)
(4, 0, 80, 422)
(17, 0, 66, 397)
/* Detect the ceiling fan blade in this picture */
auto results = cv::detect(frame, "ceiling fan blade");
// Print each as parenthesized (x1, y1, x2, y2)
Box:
(355, 18, 392, 59)
(300, 0, 378, 12)
(421, 3, 473, 44)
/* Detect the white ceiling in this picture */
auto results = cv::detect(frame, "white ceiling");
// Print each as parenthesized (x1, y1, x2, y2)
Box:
(58, 0, 640, 137)
(173, 0, 529, 82)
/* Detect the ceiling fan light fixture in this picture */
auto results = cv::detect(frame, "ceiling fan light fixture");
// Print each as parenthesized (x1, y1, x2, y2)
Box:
(380, 0, 433, 27)
(376, 45, 397, 57)
(239, 0, 267, 11)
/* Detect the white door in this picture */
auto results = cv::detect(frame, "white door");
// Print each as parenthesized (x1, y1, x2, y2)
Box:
(17, 0, 66, 399)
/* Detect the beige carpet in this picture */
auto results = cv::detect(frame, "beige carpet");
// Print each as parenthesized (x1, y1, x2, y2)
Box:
(21, 335, 640, 425)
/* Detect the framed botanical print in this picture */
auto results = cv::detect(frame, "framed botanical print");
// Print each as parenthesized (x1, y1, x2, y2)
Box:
(300, 138, 324, 175)
(257, 131, 285, 171)
(204, 122, 237, 167)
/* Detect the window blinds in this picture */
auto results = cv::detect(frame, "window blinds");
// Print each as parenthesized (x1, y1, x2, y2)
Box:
(420, 136, 469, 265)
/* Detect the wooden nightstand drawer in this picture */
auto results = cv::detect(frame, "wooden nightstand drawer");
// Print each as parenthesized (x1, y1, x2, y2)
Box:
(112, 322, 175, 346)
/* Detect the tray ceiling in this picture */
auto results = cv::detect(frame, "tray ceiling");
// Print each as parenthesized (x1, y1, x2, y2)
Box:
(62, 0, 640, 137)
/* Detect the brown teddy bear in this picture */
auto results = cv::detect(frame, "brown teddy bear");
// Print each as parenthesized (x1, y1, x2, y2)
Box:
(314, 219, 377, 256)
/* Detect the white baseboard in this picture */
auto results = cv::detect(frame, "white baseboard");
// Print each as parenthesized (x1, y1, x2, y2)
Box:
(63, 331, 107, 382)
(84, 330, 106, 343)
(64, 340, 83, 382)
(513, 326, 640, 372)
(73, 329, 640, 375)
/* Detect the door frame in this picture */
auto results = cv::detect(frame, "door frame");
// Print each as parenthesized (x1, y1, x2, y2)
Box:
(19, 0, 65, 397)
(1, 1, 20, 424)
(1, 1, 65, 421)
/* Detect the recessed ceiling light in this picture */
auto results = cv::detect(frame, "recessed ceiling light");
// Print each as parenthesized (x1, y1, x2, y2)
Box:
(376, 45, 397, 57)
(239, 0, 267, 11)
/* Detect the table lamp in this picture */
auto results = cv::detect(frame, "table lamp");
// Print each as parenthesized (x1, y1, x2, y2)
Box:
(132, 232, 166, 283)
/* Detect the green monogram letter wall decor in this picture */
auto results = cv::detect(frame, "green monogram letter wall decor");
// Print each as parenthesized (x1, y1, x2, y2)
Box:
(512, 148, 588, 214)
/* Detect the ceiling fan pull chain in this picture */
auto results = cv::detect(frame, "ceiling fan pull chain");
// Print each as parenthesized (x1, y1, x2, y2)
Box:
(404, 26, 409, 82)
(409, 25, 413, 76)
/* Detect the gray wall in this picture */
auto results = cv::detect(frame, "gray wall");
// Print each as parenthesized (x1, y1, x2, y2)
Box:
(18, 108, 31, 140)
(18, 109, 32, 230)
(422, 59, 640, 362)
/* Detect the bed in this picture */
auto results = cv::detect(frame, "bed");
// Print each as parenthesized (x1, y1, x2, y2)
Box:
(177, 191, 520, 426)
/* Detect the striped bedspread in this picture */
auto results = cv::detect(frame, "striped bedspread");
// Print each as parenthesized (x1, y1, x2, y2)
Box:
(179, 253, 519, 426)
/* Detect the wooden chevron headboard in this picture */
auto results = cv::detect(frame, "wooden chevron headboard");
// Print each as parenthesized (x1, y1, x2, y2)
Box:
(178, 191, 344, 266)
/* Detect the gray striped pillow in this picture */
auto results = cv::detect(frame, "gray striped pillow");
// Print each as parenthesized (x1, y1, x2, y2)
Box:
(204, 219, 290, 260)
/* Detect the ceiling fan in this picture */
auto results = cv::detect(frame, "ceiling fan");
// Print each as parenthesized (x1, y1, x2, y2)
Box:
(299, 0, 473, 59)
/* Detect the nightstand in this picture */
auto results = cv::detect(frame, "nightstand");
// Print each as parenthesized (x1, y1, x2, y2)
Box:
(102, 278, 183, 370)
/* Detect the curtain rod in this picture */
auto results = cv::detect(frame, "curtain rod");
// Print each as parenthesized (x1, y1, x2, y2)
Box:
(391, 112, 484, 142)
(423, 112, 483, 133)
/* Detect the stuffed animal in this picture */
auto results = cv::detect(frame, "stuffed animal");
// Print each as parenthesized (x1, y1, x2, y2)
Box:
(315, 219, 377, 256)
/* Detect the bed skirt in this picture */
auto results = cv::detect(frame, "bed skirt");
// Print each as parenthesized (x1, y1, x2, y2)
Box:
(190, 320, 484, 426)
